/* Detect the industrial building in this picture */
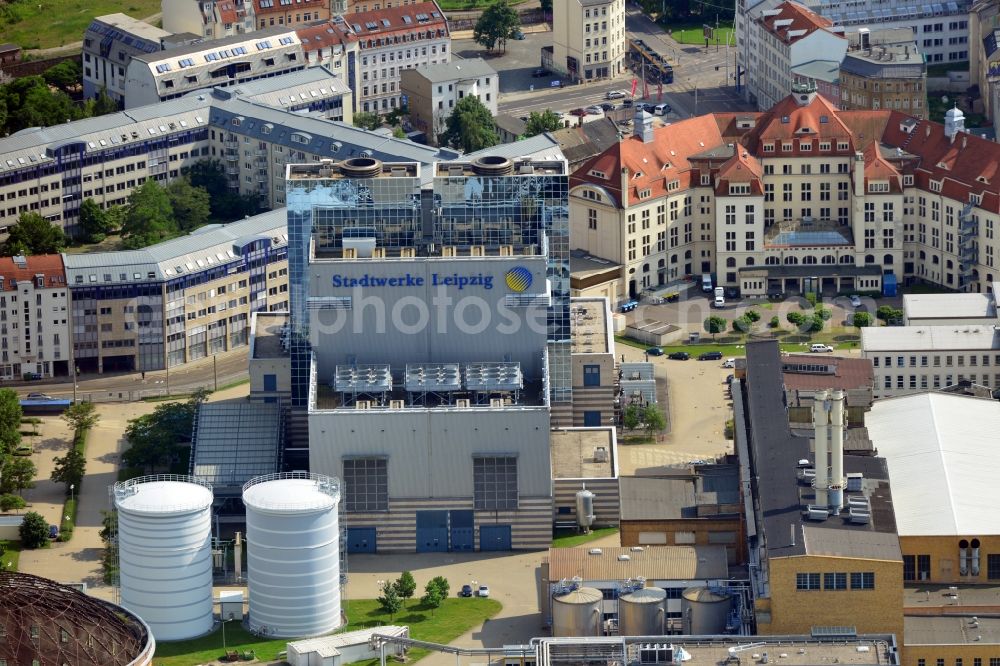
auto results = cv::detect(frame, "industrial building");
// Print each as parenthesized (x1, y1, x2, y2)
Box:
(541, 545, 738, 635)
(735, 340, 904, 639)
(779, 353, 876, 421)
(902, 289, 999, 326)
(285, 154, 570, 552)
(618, 467, 746, 565)
(0, 571, 156, 665)
(550, 427, 620, 529)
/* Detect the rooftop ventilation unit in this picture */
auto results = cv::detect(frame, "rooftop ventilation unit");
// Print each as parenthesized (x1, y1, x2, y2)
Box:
(805, 505, 829, 521)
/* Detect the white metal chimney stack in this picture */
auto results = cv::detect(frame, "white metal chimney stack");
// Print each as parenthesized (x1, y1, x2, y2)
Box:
(812, 389, 830, 507)
(829, 390, 846, 514)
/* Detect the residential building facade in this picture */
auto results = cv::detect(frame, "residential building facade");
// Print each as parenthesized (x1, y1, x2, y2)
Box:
(839, 28, 927, 118)
(400, 58, 498, 144)
(82, 13, 174, 105)
(250, 0, 331, 31)
(0, 256, 71, 381)
(344, 1, 451, 114)
(552, 0, 626, 83)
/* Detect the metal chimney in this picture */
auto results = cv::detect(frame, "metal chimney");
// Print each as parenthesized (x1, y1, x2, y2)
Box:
(829, 390, 846, 514)
(812, 389, 830, 507)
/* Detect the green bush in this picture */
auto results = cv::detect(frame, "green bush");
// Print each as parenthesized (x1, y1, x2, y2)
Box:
(807, 314, 825, 332)
(786, 311, 807, 326)
(815, 306, 833, 321)
(19, 511, 49, 549)
(732, 316, 752, 333)
(0, 494, 26, 512)
(804, 292, 818, 308)
(745, 309, 761, 323)
(852, 311, 874, 328)
(768, 315, 780, 328)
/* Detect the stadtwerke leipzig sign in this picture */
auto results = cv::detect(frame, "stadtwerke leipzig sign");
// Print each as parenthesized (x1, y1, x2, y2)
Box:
(331, 267, 534, 293)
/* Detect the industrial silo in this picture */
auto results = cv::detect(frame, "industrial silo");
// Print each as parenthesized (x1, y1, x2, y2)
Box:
(242, 472, 342, 637)
(619, 586, 666, 636)
(113, 474, 214, 641)
(681, 586, 732, 635)
(551, 586, 603, 637)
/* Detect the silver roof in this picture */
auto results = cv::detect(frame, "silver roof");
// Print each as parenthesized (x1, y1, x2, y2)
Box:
(406, 57, 497, 83)
(226, 66, 351, 108)
(62, 209, 287, 284)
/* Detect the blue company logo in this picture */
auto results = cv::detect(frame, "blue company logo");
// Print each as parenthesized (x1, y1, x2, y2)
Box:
(505, 266, 533, 293)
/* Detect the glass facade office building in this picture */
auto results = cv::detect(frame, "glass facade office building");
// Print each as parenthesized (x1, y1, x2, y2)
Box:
(286, 156, 570, 407)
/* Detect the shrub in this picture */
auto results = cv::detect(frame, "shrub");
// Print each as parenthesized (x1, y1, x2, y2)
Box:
(745, 309, 761, 323)
(768, 315, 780, 329)
(804, 292, 818, 308)
(807, 314, 825, 332)
(19, 511, 49, 549)
(732, 316, 752, 333)
(0, 494, 26, 512)
(852, 311, 874, 328)
(815, 306, 833, 321)
(786, 311, 807, 326)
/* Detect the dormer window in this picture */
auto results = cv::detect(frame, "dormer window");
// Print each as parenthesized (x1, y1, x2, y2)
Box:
(903, 175, 914, 186)
(800, 141, 812, 151)
(819, 142, 831, 151)
(666, 180, 680, 192)
(977, 176, 989, 184)
(868, 182, 889, 193)
(930, 180, 942, 192)
(837, 141, 849, 151)
(781, 142, 793, 152)
(970, 193, 982, 205)
(763, 143, 775, 153)
(638, 188, 652, 199)
(588, 169, 606, 179)
(729, 184, 751, 195)
(701, 174, 711, 186)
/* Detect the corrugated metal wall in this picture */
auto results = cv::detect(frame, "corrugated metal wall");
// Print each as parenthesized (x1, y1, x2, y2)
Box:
(553, 478, 621, 527)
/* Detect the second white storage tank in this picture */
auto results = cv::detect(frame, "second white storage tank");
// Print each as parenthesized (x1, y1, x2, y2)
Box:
(243, 472, 342, 637)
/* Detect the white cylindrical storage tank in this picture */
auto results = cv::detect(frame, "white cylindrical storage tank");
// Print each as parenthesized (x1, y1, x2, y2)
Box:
(576, 487, 595, 529)
(619, 586, 666, 636)
(243, 472, 341, 638)
(551, 586, 602, 637)
(681, 586, 732, 635)
(113, 474, 214, 641)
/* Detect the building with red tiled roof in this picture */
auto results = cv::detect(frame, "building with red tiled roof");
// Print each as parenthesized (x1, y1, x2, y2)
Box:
(569, 85, 1000, 304)
(0, 255, 70, 380)
(343, 1, 450, 114)
(252, 0, 331, 31)
(747, 1, 847, 110)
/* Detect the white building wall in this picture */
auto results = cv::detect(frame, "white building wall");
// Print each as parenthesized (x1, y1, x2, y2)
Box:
(0, 280, 70, 380)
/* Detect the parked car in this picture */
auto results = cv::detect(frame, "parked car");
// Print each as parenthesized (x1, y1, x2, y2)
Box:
(513, 30, 525, 39)
(48, 525, 59, 539)
(620, 300, 639, 313)
(722, 358, 735, 368)
(849, 294, 862, 308)
(600, 103, 615, 112)
(653, 103, 672, 115)
(569, 108, 588, 117)
(585, 105, 604, 115)
(622, 99, 633, 108)
(726, 374, 735, 385)
(668, 351, 690, 360)
(810, 344, 834, 353)
(634, 102, 651, 112)
(26, 392, 55, 400)
(477, 585, 490, 597)
(646, 347, 664, 356)
(606, 90, 627, 99)
(699, 351, 723, 361)
(550, 80, 564, 88)
(460, 584, 474, 597)
(532, 68, 550, 78)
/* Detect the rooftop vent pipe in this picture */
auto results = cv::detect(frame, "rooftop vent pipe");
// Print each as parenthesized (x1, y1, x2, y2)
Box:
(339, 157, 382, 178)
(471, 155, 515, 176)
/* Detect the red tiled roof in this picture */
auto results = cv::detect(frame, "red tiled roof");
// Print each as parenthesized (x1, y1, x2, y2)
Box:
(252, 0, 327, 16)
(216, 2, 242, 24)
(296, 20, 358, 51)
(862, 141, 901, 191)
(758, 1, 840, 45)
(343, 1, 448, 37)
(0, 255, 65, 292)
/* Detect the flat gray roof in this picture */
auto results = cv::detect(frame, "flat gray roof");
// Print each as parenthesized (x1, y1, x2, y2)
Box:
(550, 428, 616, 479)
(191, 402, 282, 489)
(861, 325, 1000, 351)
(252, 312, 290, 360)
(903, 292, 996, 320)
(407, 57, 496, 83)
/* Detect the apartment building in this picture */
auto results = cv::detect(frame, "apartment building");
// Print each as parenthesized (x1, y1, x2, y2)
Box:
(0, 255, 71, 381)
(250, 0, 332, 30)
(839, 29, 927, 118)
(400, 58, 498, 144)
(751, 1, 847, 111)
(82, 14, 175, 105)
(163, 0, 253, 40)
(971, 0, 1000, 137)
(344, 1, 451, 114)
(552, 0, 626, 82)
(737, 0, 969, 107)
(63, 210, 288, 374)
(570, 85, 1000, 303)
(124, 27, 306, 107)
(295, 18, 361, 109)
(0, 67, 434, 238)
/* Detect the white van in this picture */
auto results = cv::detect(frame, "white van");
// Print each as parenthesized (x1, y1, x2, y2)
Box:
(714, 287, 725, 308)
(701, 274, 713, 292)
(653, 103, 671, 116)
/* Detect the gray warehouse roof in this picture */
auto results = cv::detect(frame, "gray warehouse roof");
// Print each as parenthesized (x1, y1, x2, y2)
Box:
(191, 402, 282, 489)
(547, 545, 729, 581)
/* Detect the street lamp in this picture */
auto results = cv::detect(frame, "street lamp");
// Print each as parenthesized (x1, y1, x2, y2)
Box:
(69, 484, 74, 508)
(221, 614, 233, 655)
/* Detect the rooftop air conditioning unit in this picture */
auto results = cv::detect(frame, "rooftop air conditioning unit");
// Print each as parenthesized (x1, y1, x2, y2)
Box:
(470, 245, 484, 256)
(500, 245, 513, 256)
(490, 398, 504, 408)
(594, 446, 609, 463)
(355, 400, 371, 409)
(389, 399, 405, 409)
(456, 398, 471, 407)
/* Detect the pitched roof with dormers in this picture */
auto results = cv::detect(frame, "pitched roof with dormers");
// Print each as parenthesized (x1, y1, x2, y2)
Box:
(716, 147, 764, 195)
(743, 93, 853, 154)
(758, 1, 840, 45)
(343, 1, 448, 41)
(215, 1, 244, 24)
(295, 19, 358, 52)
(0, 255, 66, 291)
(252, 0, 328, 16)
(862, 141, 901, 191)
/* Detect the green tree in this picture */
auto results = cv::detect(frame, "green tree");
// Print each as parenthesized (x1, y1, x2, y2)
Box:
(0, 76, 86, 135)
(704, 315, 726, 339)
(876, 305, 904, 323)
(768, 315, 780, 328)
(0, 389, 22, 455)
(642, 404, 666, 438)
(3, 212, 66, 255)
(19, 511, 49, 549)
(91, 88, 120, 116)
(121, 179, 177, 249)
(745, 309, 761, 323)
(353, 111, 381, 130)
(732, 315, 752, 333)
(852, 311, 874, 328)
(807, 314, 825, 332)
(786, 311, 807, 327)
(121, 392, 205, 473)
(622, 404, 641, 430)
(377, 581, 403, 620)
(79, 198, 110, 243)
(474, 0, 521, 52)
(165, 178, 211, 231)
(0, 457, 36, 495)
(0, 493, 26, 512)
(427, 575, 450, 598)
(43, 60, 82, 92)
(51, 446, 86, 494)
(184, 159, 259, 221)
(443, 96, 499, 153)
(815, 306, 833, 321)
(523, 109, 562, 137)
(396, 571, 417, 606)
(421, 583, 445, 616)
(62, 401, 99, 433)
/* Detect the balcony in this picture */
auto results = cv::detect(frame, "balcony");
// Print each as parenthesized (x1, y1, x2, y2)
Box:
(226, 166, 240, 176)
(256, 174, 268, 183)
(224, 150, 239, 162)
(224, 140, 239, 150)
(255, 149, 268, 157)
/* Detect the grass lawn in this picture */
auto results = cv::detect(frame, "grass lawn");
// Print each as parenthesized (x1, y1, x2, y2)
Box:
(152, 597, 501, 666)
(615, 328, 861, 358)
(0, 0, 161, 50)
(552, 527, 618, 548)
(664, 22, 734, 47)
(0, 540, 22, 572)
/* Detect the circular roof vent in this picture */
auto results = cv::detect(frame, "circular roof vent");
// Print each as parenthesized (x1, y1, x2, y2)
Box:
(339, 156, 382, 178)
(471, 155, 514, 176)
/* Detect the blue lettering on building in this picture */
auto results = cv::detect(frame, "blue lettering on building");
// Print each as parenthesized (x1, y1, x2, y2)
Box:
(331, 273, 499, 290)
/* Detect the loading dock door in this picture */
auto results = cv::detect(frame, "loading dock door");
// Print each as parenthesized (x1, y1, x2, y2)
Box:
(480, 524, 512, 551)
(450, 510, 474, 552)
(346, 527, 377, 553)
(416, 510, 449, 552)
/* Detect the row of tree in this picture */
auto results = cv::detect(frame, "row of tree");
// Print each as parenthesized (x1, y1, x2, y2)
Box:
(377, 571, 453, 619)
(0, 390, 31, 510)
(120, 390, 208, 473)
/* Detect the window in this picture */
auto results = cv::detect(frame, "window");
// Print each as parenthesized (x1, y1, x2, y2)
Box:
(583, 364, 601, 386)
(823, 572, 847, 590)
(674, 531, 696, 544)
(987, 554, 1000, 579)
(796, 573, 821, 590)
(473, 455, 518, 510)
(343, 457, 388, 512)
(903, 555, 915, 581)
(850, 572, 875, 589)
